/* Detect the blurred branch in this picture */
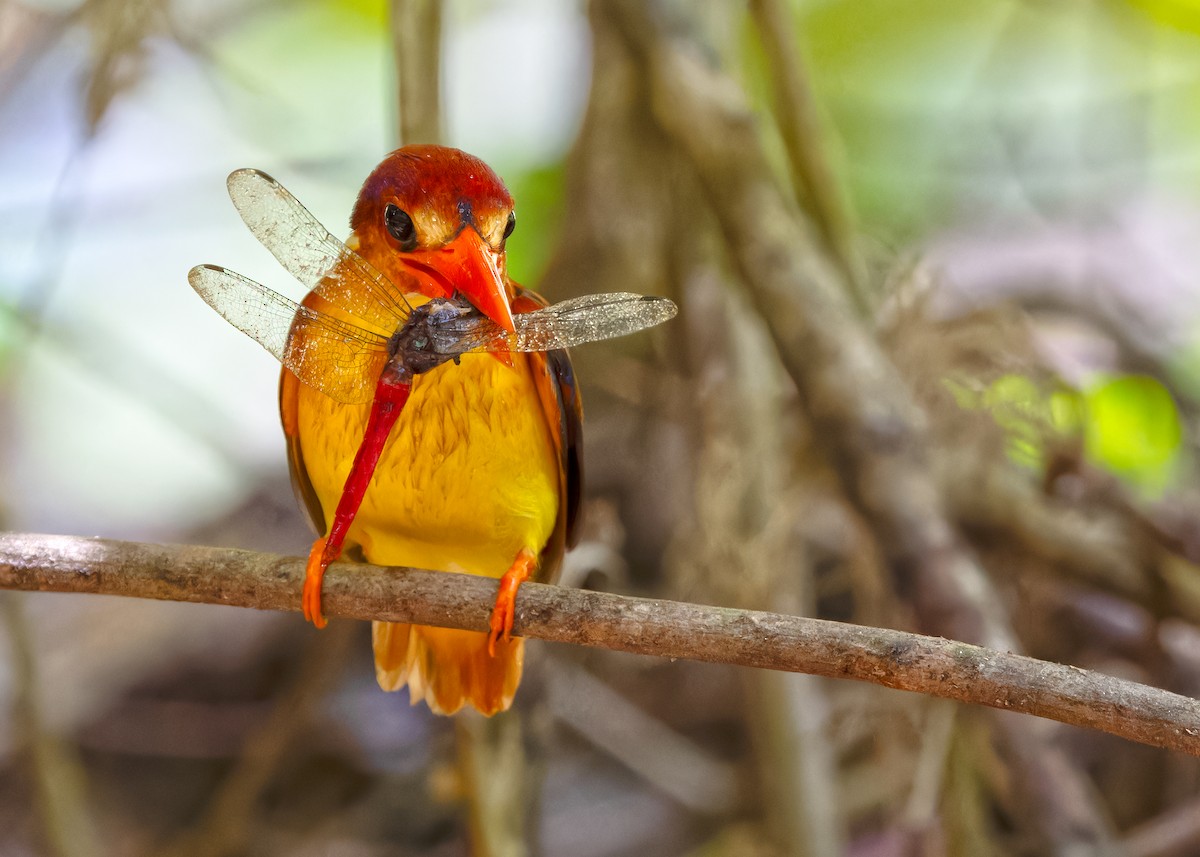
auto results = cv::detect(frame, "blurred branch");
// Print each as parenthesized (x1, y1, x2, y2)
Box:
(1124, 792, 1200, 857)
(609, 0, 1011, 653)
(157, 622, 358, 857)
(1, 594, 102, 857)
(390, 0, 443, 145)
(747, 0, 868, 313)
(3, 533, 1200, 757)
(602, 2, 1118, 847)
(549, 658, 740, 815)
(948, 461, 1151, 601)
(81, 0, 164, 133)
(900, 700, 956, 836)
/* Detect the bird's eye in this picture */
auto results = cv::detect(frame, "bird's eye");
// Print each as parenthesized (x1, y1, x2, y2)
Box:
(384, 203, 417, 250)
(503, 210, 516, 240)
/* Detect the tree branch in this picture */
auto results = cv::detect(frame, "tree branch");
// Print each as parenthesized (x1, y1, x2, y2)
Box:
(747, 0, 869, 314)
(2, 533, 1199, 756)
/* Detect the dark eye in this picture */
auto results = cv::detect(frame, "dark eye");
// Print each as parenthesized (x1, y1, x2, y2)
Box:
(384, 203, 417, 250)
(503, 210, 516, 240)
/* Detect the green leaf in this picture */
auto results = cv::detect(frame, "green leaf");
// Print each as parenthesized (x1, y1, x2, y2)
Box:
(503, 161, 567, 288)
(1083, 374, 1182, 493)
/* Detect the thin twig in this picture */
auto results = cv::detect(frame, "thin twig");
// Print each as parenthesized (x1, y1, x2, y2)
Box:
(747, 0, 869, 314)
(548, 658, 739, 815)
(2, 533, 1200, 757)
(901, 700, 957, 832)
(1, 594, 102, 857)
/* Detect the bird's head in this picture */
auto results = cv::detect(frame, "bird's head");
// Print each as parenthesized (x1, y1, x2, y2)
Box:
(351, 145, 517, 332)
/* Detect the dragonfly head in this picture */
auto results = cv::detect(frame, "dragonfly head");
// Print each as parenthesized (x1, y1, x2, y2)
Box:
(351, 145, 517, 333)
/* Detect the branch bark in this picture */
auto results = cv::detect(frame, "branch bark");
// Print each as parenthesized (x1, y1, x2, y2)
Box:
(2, 533, 1200, 757)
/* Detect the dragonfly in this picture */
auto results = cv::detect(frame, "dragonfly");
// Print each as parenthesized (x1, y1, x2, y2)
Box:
(188, 168, 677, 623)
(190, 169, 677, 405)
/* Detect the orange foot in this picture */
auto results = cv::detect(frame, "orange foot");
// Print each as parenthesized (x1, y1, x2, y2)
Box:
(303, 536, 330, 629)
(488, 547, 537, 657)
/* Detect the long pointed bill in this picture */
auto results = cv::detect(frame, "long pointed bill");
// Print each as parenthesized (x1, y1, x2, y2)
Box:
(438, 228, 516, 333)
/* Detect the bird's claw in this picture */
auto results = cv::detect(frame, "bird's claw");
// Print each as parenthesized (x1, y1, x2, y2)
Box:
(303, 537, 330, 629)
(487, 548, 536, 656)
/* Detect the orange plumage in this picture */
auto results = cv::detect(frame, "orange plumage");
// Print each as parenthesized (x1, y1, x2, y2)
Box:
(280, 147, 582, 715)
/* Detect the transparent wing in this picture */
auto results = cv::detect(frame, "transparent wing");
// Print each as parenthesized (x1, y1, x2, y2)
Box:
(226, 168, 414, 337)
(189, 264, 387, 404)
(427, 292, 679, 356)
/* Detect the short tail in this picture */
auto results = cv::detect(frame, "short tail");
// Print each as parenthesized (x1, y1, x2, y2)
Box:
(372, 621, 524, 716)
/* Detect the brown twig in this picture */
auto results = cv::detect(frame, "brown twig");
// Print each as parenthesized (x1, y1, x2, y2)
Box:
(746, 0, 868, 314)
(1, 594, 102, 857)
(2, 533, 1200, 757)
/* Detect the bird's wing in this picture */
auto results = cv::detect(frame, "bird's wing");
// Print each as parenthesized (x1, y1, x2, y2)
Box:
(513, 287, 584, 581)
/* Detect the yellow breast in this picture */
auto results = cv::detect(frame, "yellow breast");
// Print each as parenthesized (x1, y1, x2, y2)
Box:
(293, 350, 560, 578)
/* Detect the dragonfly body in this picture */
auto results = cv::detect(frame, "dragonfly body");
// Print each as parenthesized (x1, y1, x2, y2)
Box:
(190, 145, 675, 715)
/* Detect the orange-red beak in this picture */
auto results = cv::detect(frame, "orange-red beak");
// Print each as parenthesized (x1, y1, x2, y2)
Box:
(434, 228, 516, 333)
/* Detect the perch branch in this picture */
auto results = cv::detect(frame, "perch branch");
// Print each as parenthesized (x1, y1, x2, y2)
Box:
(2, 533, 1200, 757)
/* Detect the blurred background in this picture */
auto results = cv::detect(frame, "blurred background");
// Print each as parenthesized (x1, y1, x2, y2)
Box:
(4, 0, 1200, 854)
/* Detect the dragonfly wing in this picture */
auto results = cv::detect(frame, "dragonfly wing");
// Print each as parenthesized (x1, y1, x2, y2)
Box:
(426, 318, 511, 356)
(225, 169, 413, 336)
(189, 264, 386, 404)
(510, 293, 678, 351)
(430, 293, 679, 355)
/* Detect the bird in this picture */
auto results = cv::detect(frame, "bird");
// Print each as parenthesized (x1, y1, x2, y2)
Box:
(279, 145, 582, 715)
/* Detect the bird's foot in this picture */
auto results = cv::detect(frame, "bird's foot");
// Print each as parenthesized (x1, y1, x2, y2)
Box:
(488, 547, 536, 656)
(303, 537, 331, 629)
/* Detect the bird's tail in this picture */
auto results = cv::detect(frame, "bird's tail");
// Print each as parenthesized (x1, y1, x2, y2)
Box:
(372, 621, 523, 716)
